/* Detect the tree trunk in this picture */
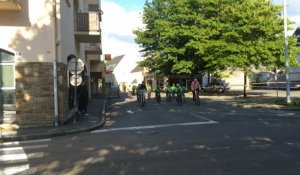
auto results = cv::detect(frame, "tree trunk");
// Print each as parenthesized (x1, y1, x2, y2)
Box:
(208, 70, 211, 84)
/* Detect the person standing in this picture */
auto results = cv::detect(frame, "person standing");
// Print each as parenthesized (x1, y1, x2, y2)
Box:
(78, 82, 89, 115)
(191, 78, 201, 103)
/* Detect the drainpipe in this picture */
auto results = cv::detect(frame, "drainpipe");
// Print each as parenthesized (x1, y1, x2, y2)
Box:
(53, 0, 59, 126)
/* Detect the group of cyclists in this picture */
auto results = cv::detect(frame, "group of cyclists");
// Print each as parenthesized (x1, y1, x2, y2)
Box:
(136, 78, 201, 106)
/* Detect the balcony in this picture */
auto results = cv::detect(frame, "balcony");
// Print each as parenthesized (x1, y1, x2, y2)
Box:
(0, 0, 21, 11)
(74, 12, 101, 43)
(85, 43, 102, 55)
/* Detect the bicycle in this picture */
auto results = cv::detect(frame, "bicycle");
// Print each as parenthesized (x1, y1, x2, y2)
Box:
(155, 91, 161, 103)
(176, 91, 185, 105)
(140, 90, 146, 107)
(166, 91, 172, 102)
(136, 91, 140, 102)
(147, 91, 151, 100)
(193, 90, 200, 105)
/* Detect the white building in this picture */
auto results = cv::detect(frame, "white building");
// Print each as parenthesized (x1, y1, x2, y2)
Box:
(0, 0, 103, 127)
(105, 54, 144, 92)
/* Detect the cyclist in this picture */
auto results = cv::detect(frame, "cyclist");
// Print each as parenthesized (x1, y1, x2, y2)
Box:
(177, 84, 186, 97)
(139, 81, 147, 104)
(191, 78, 201, 104)
(154, 84, 162, 103)
(175, 83, 185, 104)
(136, 84, 141, 102)
(164, 85, 172, 102)
(171, 84, 177, 98)
(146, 83, 152, 99)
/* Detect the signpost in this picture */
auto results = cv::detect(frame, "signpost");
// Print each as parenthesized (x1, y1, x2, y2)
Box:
(67, 56, 84, 123)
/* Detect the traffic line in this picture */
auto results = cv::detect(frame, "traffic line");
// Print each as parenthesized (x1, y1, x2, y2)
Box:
(190, 113, 217, 123)
(91, 121, 218, 134)
(0, 152, 45, 163)
(0, 139, 51, 147)
(0, 144, 48, 153)
(163, 149, 187, 153)
(1, 164, 37, 175)
(0, 139, 49, 175)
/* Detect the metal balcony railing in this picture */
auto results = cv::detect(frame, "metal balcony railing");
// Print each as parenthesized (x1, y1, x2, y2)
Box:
(0, 0, 21, 11)
(75, 12, 100, 32)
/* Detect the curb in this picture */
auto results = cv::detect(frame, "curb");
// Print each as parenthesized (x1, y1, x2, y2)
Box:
(0, 98, 107, 143)
(232, 103, 300, 111)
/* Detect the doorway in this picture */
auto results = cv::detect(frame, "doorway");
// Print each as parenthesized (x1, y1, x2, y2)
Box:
(90, 72, 103, 97)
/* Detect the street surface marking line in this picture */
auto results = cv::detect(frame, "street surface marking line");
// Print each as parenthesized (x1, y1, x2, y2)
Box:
(91, 121, 218, 134)
(190, 113, 218, 123)
(1, 165, 37, 175)
(0, 139, 51, 146)
(0, 152, 45, 162)
(0, 144, 48, 152)
(163, 149, 187, 153)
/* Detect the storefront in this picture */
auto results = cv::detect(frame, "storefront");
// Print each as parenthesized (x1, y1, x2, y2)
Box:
(0, 49, 16, 123)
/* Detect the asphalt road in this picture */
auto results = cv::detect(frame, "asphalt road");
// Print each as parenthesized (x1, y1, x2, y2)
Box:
(1, 95, 300, 175)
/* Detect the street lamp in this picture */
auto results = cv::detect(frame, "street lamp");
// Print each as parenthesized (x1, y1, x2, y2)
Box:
(283, 0, 291, 103)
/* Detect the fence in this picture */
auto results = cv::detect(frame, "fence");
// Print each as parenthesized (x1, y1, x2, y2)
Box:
(213, 82, 300, 104)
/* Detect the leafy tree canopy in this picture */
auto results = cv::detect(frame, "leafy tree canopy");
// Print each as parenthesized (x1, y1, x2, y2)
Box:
(134, 0, 300, 75)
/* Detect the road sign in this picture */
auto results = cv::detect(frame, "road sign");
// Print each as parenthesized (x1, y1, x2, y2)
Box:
(68, 58, 84, 74)
(70, 74, 82, 86)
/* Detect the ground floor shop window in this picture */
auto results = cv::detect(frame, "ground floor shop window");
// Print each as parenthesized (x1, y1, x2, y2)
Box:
(0, 49, 16, 106)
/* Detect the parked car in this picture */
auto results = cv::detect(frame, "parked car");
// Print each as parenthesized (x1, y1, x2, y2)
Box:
(201, 82, 229, 94)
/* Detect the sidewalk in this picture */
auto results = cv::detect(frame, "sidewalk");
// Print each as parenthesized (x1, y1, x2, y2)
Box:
(0, 97, 107, 142)
(185, 92, 300, 111)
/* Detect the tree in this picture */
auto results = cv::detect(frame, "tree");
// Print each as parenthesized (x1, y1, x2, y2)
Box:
(134, 0, 300, 94)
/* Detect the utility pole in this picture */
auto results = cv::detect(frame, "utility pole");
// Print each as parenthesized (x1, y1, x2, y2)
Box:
(74, 56, 78, 123)
(283, 0, 291, 104)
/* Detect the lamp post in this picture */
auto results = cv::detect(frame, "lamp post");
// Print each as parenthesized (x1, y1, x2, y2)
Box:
(283, 0, 291, 104)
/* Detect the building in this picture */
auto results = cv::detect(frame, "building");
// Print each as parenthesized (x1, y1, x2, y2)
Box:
(0, 0, 103, 127)
(105, 54, 144, 93)
(295, 27, 300, 47)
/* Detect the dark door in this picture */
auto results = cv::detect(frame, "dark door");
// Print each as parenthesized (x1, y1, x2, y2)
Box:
(90, 72, 103, 97)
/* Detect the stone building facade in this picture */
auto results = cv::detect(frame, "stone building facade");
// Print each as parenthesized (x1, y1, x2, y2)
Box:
(0, 0, 103, 127)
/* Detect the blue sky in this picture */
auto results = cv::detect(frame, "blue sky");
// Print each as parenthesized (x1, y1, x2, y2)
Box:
(111, 0, 146, 11)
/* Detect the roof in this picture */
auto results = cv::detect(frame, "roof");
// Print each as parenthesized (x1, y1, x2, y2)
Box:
(294, 26, 300, 36)
(105, 55, 125, 72)
(130, 65, 143, 73)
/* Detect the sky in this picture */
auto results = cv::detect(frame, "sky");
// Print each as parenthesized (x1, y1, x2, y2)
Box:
(101, 0, 300, 59)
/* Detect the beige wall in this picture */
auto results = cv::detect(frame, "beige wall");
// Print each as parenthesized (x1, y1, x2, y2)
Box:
(0, 0, 80, 64)
(59, 0, 77, 64)
(0, 0, 55, 63)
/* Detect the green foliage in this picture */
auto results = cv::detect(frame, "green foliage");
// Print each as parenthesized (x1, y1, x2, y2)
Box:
(134, 0, 299, 75)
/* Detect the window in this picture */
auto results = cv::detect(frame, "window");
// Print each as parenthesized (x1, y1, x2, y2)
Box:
(0, 49, 15, 89)
(88, 4, 99, 12)
(156, 80, 163, 87)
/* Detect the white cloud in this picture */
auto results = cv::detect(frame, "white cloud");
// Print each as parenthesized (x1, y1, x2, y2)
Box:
(101, 0, 143, 58)
(290, 15, 300, 28)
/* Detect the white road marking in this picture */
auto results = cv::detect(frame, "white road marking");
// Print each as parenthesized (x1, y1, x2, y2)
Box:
(249, 144, 271, 148)
(0, 139, 51, 146)
(190, 113, 218, 123)
(207, 146, 230, 150)
(163, 149, 187, 153)
(0, 139, 48, 175)
(91, 121, 218, 134)
(0, 152, 45, 163)
(127, 110, 134, 114)
(1, 164, 37, 175)
(0, 144, 48, 152)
